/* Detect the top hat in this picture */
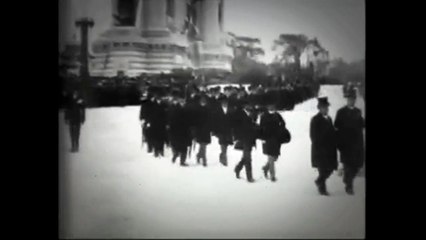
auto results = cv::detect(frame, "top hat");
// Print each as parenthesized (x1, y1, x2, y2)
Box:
(317, 97, 330, 107)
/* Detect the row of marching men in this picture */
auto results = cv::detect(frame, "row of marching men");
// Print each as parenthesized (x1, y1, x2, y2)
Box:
(139, 85, 293, 184)
(139, 85, 364, 195)
(62, 83, 364, 195)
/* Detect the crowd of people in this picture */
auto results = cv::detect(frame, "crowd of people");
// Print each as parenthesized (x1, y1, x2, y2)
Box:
(63, 80, 364, 196)
(139, 83, 303, 183)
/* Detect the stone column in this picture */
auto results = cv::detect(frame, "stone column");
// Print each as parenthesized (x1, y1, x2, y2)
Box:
(173, 0, 187, 33)
(199, 0, 220, 43)
(142, 0, 169, 34)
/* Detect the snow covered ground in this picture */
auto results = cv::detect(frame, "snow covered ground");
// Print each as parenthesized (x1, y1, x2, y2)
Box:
(59, 85, 365, 239)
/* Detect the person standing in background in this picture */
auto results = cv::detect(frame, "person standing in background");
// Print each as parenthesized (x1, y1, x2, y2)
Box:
(64, 90, 86, 153)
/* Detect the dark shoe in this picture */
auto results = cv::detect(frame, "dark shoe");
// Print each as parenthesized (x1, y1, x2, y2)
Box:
(172, 156, 177, 163)
(234, 168, 240, 179)
(319, 190, 330, 196)
(315, 179, 321, 188)
(247, 178, 255, 183)
(321, 184, 330, 196)
(220, 159, 228, 166)
(180, 163, 189, 167)
(345, 186, 354, 195)
(271, 177, 277, 182)
(262, 166, 268, 178)
(315, 180, 328, 196)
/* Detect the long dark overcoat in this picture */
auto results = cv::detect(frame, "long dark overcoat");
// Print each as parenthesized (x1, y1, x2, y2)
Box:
(168, 104, 192, 152)
(310, 113, 338, 170)
(233, 109, 258, 150)
(65, 96, 86, 125)
(260, 112, 286, 157)
(213, 104, 235, 146)
(334, 106, 365, 168)
(194, 104, 213, 144)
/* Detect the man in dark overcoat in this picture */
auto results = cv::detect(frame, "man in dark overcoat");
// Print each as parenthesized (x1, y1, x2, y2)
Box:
(213, 96, 235, 166)
(149, 94, 168, 158)
(64, 90, 86, 152)
(167, 92, 192, 166)
(233, 101, 259, 183)
(194, 94, 213, 166)
(334, 89, 365, 195)
(259, 103, 287, 182)
(139, 89, 157, 153)
(310, 97, 338, 195)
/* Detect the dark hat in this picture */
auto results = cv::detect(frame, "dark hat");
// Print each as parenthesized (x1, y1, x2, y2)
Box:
(199, 93, 208, 102)
(240, 99, 253, 108)
(346, 89, 357, 99)
(317, 97, 330, 107)
(218, 94, 228, 102)
(171, 89, 181, 98)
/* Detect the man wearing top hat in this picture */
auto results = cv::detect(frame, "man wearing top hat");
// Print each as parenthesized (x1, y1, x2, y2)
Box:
(334, 89, 365, 195)
(310, 97, 338, 195)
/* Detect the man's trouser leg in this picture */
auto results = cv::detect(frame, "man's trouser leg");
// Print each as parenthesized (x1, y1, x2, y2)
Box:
(343, 164, 359, 189)
(317, 168, 333, 192)
(268, 155, 277, 179)
(220, 144, 228, 166)
(180, 148, 187, 165)
(243, 145, 253, 181)
(171, 145, 178, 163)
(198, 143, 207, 165)
(235, 156, 245, 176)
(70, 124, 80, 151)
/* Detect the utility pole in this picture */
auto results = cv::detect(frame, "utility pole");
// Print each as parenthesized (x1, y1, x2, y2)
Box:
(75, 17, 94, 103)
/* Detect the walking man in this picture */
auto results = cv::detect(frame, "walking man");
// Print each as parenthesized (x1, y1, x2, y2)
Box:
(260, 103, 289, 182)
(64, 90, 86, 152)
(233, 101, 259, 183)
(334, 89, 365, 195)
(167, 92, 192, 166)
(213, 96, 234, 166)
(194, 94, 213, 166)
(310, 97, 338, 195)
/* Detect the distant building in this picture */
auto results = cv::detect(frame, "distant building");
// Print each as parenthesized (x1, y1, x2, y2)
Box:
(59, 0, 233, 77)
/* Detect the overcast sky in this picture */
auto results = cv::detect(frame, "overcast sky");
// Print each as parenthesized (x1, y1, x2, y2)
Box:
(223, 0, 365, 63)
